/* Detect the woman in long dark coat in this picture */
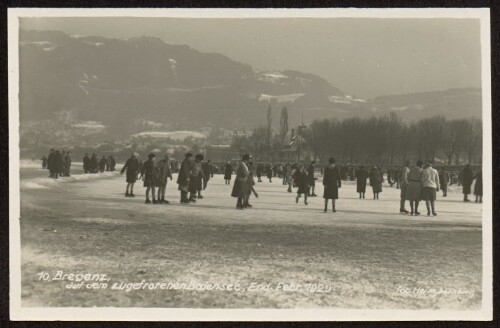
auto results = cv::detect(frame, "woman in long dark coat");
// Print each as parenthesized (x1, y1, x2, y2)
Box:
(224, 161, 232, 185)
(369, 166, 383, 199)
(462, 164, 473, 202)
(120, 152, 139, 197)
(355, 165, 368, 199)
(474, 169, 482, 203)
(323, 157, 341, 213)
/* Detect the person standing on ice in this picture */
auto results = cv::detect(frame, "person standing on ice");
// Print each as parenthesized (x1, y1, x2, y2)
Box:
(462, 164, 473, 202)
(473, 168, 482, 203)
(41, 155, 47, 170)
(155, 154, 172, 204)
(47, 149, 55, 177)
(355, 165, 368, 199)
(192, 154, 205, 200)
(177, 153, 193, 204)
(90, 153, 99, 173)
(99, 156, 106, 173)
(142, 153, 157, 204)
(421, 160, 440, 217)
(293, 163, 309, 205)
(266, 164, 273, 183)
(52, 150, 63, 179)
(369, 165, 383, 199)
(64, 151, 72, 176)
(307, 161, 317, 197)
(83, 153, 90, 173)
(201, 159, 212, 190)
(121, 152, 140, 197)
(232, 154, 251, 209)
(323, 157, 341, 213)
(223, 161, 232, 185)
(399, 160, 410, 214)
(438, 169, 449, 197)
(406, 160, 423, 216)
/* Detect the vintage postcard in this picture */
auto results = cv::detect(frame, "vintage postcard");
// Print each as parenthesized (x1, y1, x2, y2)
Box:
(8, 7, 492, 321)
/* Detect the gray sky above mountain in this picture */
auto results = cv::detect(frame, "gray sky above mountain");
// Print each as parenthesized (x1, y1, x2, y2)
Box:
(20, 17, 482, 99)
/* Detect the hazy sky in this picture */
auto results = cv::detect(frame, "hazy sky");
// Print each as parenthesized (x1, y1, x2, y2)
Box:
(20, 17, 482, 99)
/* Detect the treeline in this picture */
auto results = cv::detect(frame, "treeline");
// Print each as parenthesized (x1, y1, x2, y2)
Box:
(231, 112, 482, 165)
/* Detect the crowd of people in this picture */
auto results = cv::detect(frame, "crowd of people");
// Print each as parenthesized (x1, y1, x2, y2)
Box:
(41, 149, 72, 179)
(40, 150, 484, 215)
(83, 153, 116, 173)
(120, 152, 214, 204)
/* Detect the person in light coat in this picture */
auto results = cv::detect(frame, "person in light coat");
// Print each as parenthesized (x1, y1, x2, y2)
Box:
(231, 154, 251, 209)
(421, 160, 440, 217)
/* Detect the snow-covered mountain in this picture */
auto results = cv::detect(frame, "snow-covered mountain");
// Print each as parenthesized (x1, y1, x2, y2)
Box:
(18, 30, 482, 139)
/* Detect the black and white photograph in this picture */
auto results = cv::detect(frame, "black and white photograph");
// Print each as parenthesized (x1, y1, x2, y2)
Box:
(8, 8, 492, 321)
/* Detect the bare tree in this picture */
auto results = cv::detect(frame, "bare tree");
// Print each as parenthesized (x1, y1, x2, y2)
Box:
(462, 118, 482, 164)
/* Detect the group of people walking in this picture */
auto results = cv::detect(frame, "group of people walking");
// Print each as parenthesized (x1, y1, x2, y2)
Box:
(120, 152, 214, 204)
(41, 148, 483, 215)
(83, 153, 116, 173)
(41, 149, 72, 178)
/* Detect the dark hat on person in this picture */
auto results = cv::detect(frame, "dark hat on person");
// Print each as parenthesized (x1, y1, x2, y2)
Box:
(195, 154, 204, 160)
(185, 152, 193, 158)
(328, 157, 336, 164)
(148, 153, 156, 159)
(242, 154, 250, 161)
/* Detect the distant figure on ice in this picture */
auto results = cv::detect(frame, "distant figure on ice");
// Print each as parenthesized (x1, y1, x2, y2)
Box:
(399, 160, 410, 214)
(474, 169, 482, 203)
(41, 155, 47, 170)
(285, 163, 293, 193)
(90, 153, 98, 173)
(177, 153, 193, 204)
(256, 163, 263, 182)
(121, 152, 140, 197)
(83, 153, 90, 173)
(142, 153, 157, 204)
(224, 161, 232, 185)
(232, 154, 251, 210)
(355, 165, 368, 199)
(369, 166, 383, 199)
(60, 151, 67, 177)
(438, 169, 449, 197)
(47, 149, 55, 177)
(266, 164, 273, 183)
(155, 154, 173, 204)
(99, 156, 107, 173)
(202, 159, 212, 190)
(421, 160, 440, 217)
(106, 155, 112, 171)
(110, 155, 116, 171)
(407, 160, 423, 216)
(462, 164, 473, 202)
(323, 157, 341, 213)
(293, 163, 309, 205)
(52, 150, 63, 179)
(189, 154, 204, 201)
(64, 151, 72, 176)
(308, 161, 317, 197)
